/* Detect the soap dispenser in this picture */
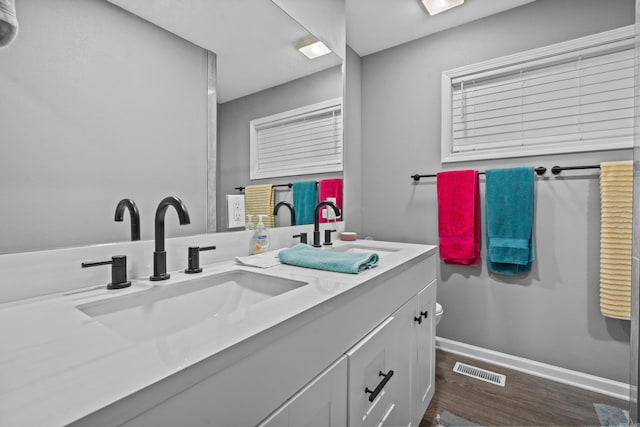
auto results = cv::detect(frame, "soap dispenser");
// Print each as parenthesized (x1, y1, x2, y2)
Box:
(250, 214, 270, 254)
(245, 214, 255, 230)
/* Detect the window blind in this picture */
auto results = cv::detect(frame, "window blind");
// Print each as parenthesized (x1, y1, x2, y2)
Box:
(250, 98, 343, 179)
(441, 26, 634, 162)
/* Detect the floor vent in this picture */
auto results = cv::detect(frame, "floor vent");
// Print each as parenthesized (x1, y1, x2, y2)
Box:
(453, 362, 506, 387)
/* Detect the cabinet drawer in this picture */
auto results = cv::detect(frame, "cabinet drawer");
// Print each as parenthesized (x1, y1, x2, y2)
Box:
(346, 316, 407, 427)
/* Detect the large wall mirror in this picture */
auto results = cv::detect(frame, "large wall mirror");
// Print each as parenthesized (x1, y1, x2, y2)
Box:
(0, 0, 344, 254)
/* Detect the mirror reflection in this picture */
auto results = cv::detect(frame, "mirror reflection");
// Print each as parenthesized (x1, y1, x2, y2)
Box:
(0, 0, 344, 254)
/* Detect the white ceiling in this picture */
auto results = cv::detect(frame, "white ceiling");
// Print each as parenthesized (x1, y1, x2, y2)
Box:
(106, 0, 537, 102)
(346, 0, 538, 57)
(106, 0, 341, 103)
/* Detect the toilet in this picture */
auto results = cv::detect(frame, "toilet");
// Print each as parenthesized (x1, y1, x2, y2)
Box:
(435, 302, 443, 325)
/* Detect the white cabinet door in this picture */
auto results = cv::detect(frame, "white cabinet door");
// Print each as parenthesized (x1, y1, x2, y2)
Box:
(411, 280, 436, 425)
(390, 293, 419, 426)
(346, 316, 411, 427)
(258, 356, 348, 427)
(258, 407, 289, 427)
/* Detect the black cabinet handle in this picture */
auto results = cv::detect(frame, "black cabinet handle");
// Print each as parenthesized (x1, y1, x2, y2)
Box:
(421, 310, 428, 319)
(364, 370, 394, 402)
(414, 315, 422, 324)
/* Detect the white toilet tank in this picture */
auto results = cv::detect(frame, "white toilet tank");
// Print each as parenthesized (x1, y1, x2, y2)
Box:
(435, 302, 443, 325)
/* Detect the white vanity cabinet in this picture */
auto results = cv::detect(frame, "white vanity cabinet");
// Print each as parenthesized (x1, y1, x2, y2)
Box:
(67, 245, 437, 427)
(259, 281, 436, 427)
(343, 278, 436, 427)
(258, 356, 348, 427)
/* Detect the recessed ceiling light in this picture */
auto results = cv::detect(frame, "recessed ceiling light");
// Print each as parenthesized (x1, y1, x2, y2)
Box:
(297, 37, 332, 59)
(422, 0, 464, 16)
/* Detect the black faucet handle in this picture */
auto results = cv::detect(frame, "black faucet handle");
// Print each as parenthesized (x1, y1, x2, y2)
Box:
(323, 229, 337, 246)
(185, 245, 217, 274)
(293, 232, 308, 244)
(82, 255, 131, 289)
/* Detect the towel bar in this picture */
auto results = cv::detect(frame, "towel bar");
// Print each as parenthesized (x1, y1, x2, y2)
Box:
(235, 183, 293, 192)
(550, 165, 600, 175)
(411, 166, 547, 182)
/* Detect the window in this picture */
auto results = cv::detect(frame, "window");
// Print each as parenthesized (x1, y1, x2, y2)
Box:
(250, 98, 343, 179)
(441, 26, 634, 163)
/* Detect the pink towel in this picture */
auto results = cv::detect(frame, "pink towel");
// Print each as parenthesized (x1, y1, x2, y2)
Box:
(436, 170, 480, 265)
(318, 178, 343, 223)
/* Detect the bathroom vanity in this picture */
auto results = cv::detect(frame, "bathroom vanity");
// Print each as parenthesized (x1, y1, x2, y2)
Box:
(0, 236, 436, 426)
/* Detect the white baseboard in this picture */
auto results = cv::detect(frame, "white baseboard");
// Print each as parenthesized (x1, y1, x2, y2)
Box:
(436, 336, 630, 401)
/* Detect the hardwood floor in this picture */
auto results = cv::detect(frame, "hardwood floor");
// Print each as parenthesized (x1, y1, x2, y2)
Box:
(420, 349, 629, 426)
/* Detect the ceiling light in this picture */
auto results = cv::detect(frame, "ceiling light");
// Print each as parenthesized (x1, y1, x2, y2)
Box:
(422, 0, 464, 16)
(297, 37, 332, 59)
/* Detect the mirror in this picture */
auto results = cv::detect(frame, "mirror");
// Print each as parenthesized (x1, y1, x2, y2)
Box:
(0, 0, 344, 254)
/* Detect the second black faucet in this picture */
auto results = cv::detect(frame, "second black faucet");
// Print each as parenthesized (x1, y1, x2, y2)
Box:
(313, 201, 340, 247)
(273, 201, 296, 226)
(150, 196, 191, 281)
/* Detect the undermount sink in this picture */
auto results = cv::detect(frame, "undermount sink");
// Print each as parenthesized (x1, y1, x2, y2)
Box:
(77, 270, 307, 341)
(326, 243, 400, 257)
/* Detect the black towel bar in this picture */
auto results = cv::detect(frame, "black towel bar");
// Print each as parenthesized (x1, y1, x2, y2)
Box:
(550, 165, 600, 175)
(235, 183, 293, 191)
(411, 166, 547, 182)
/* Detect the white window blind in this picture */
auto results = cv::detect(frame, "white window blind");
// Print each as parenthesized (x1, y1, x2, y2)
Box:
(441, 26, 634, 163)
(250, 98, 343, 179)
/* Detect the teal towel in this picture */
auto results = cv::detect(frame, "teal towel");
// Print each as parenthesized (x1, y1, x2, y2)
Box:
(293, 181, 318, 225)
(485, 167, 535, 275)
(278, 244, 379, 274)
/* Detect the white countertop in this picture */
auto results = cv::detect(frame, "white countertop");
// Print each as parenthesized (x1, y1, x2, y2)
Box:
(0, 240, 436, 426)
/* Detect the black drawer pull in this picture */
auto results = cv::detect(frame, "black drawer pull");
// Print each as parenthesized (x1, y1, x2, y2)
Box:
(421, 310, 428, 319)
(414, 315, 422, 324)
(364, 370, 394, 402)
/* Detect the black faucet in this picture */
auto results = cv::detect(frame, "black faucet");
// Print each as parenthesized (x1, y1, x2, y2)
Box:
(114, 198, 140, 241)
(313, 201, 340, 247)
(150, 196, 191, 281)
(273, 201, 296, 226)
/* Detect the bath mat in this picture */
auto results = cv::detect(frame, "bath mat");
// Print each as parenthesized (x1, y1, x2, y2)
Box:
(438, 411, 481, 426)
(593, 403, 629, 427)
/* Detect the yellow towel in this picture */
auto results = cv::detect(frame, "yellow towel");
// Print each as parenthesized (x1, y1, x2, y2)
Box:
(599, 160, 633, 320)
(245, 185, 275, 228)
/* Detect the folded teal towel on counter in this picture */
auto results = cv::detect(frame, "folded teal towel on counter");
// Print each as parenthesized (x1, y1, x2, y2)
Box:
(278, 244, 379, 274)
(485, 167, 535, 275)
(293, 181, 318, 225)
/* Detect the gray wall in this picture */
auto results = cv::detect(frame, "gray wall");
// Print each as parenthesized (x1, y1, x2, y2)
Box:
(0, 0, 209, 254)
(217, 65, 343, 231)
(359, 0, 634, 382)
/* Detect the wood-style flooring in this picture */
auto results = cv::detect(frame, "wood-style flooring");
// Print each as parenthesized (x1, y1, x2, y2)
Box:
(420, 349, 628, 426)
